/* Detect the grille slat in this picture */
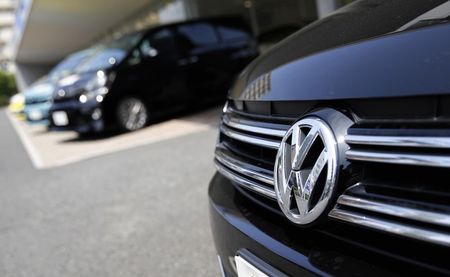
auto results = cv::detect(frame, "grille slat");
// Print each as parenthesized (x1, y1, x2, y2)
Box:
(214, 159, 276, 199)
(223, 114, 288, 138)
(216, 107, 290, 199)
(220, 125, 281, 149)
(346, 134, 450, 148)
(331, 128, 450, 247)
(215, 147, 274, 186)
(329, 208, 450, 247)
(346, 149, 450, 168)
(336, 193, 450, 228)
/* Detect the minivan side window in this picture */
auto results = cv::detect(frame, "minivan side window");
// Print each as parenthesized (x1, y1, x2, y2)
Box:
(217, 26, 250, 42)
(177, 23, 219, 47)
(140, 29, 178, 61)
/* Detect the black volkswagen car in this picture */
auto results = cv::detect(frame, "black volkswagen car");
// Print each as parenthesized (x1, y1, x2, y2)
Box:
(210, 0, 450, 276)
(49, 17, 257, 133)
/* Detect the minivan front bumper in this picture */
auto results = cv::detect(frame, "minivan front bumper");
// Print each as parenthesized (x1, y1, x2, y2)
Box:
(208, 172, 421, 277)
(49, 99, 104, 133)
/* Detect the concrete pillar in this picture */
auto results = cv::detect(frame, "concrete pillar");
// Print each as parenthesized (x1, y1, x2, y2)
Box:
(14, 62, 53, 92)
(183, 0, 199, 19)
(316, 0, 338, 18)
(245, 0, 259, 36)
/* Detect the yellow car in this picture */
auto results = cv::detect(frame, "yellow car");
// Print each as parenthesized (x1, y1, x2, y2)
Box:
(8, 93, 25, 120)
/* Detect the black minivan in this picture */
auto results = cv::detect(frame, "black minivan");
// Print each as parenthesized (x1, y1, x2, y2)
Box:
(49, 17, 258, 133)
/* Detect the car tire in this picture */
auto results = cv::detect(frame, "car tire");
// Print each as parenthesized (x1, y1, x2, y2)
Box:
(116, 96, 149, 132)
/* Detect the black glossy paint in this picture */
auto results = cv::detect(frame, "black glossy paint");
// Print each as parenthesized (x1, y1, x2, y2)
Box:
(232, 0, 447, 93)
(230, 23, 450, 101)
(49, 17, 258, 133)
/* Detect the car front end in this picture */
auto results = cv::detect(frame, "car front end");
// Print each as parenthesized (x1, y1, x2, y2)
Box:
(209, 2, 450, 276)
(49, 71, 111, 133)
(24, 82, 55, 125)
(8, 93, 25, 120)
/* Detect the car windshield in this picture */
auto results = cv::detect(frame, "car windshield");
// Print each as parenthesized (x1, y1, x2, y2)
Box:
(47, 49, 97, 82)
(76, 32, 142, 73)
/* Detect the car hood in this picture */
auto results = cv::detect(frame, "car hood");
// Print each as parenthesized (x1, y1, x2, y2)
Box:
(230, 23, 450, 101)
(54, 72, 96, 99)
(229, 0, 450, 101)
(24, 82, 54, 100)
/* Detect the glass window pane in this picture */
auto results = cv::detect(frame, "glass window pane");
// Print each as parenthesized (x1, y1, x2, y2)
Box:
(177, 23, 219, 46)
(217, 26, 249, 42)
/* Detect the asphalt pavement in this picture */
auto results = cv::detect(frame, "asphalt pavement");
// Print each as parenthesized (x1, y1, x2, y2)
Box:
(0, 108, 221, 277)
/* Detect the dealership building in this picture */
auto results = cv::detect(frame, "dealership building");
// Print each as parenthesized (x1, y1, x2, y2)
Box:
(0, 0, 17, 71)
(12, 0, 352, 91)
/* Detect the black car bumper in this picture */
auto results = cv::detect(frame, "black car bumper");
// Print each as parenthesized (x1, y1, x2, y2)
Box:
(209, 172, 441, 277)
(49, 100, 104, 133)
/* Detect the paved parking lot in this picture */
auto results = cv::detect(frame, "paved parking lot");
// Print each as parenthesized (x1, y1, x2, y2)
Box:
(0, 107, 222, 276)
(7, 108, 221, 169)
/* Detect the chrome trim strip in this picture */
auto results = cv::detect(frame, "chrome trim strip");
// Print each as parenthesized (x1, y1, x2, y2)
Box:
(215, 150, 274, 186)
(226, 106, 297, 123)
(223, 115, 287, 137)
(329, 208, 450, 247)
(215, 160, 277, 199)
(346, 149, 450, 167)
(220, 125, 280, 150)
(346, 134, 450, 149)
(217, 256, 226, 277)
(337, 195, 450, 228)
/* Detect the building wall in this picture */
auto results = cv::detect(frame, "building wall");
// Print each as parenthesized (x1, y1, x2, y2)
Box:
(0, 0, 17, 71)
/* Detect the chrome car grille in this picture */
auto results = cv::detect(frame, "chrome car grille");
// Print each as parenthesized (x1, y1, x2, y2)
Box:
(215, 106, 291, 200)
(330, 125, 450, 247)
(217, 105, 450, 247)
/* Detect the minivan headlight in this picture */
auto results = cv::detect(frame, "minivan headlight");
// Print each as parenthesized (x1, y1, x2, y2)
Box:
(79, 87, 108, 103)
(85, 70, 108, 92)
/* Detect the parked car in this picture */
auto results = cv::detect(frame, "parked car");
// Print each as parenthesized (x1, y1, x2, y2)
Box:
(210, 1, 450, 276)
(49, 17, 258, 134)
(24, 48, 97, 125)
(8, 93, 25, 120)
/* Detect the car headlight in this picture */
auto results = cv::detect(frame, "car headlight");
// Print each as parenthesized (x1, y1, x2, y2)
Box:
(10, 93, 25, 105)
(85, 70, 108, 92)
(80, 71, 110, 103)
(79, 87, 108, 103)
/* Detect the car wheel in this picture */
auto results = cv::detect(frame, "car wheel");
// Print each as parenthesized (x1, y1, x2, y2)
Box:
(116, 97, 149, 132)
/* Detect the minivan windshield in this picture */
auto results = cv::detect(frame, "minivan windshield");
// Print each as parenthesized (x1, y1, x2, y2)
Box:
(47, 49, 97, 82)
(76, 32, 142, 73)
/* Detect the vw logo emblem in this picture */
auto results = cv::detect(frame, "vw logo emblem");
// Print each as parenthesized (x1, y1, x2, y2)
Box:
(274, 117, 338, 225)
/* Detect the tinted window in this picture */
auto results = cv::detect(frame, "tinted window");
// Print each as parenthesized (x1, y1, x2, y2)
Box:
(141, 29, 178, 59)
(48, 49, 96, 81)
(177, 23, 219, 46)
(77, 49, 127, 73)
(217, 26, 249, 42)
(77, 32, 142, 73)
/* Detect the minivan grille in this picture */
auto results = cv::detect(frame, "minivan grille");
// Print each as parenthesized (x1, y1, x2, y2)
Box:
(215, 105, 291, 200)
(330, 125, 450, 247)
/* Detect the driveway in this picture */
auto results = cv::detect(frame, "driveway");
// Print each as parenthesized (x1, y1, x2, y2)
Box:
(0, 108, 221, 276)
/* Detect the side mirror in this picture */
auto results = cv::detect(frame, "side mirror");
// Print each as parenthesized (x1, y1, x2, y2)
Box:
(144, 47, 158, 59)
